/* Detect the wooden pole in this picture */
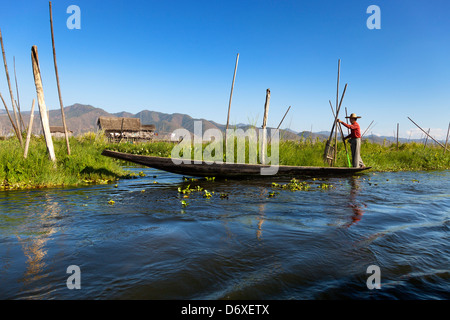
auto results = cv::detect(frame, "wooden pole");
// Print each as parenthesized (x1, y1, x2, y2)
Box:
(31, 45, 56, 162)
(334, 59, 340, 166)
(276, 105, 291, 131)
(324, 83, 347, 165)
(424, 128, 430, 149)
(49, 1, 71, 155)
(269, 105, 291, 144)
(0, 28, 23, 145)
(24, 99, 35, 158)
(361, 120, 374, 138)
(225, 53, 239, 146)
(329, 100, 351, 167)
(396, 123, 399, 150)
(13, 56, 25, 131)
(0, 91, 20, 139)
(444, 122, 450, 154)
(407, 117, 448, 151)
(345, 107, 350, 134)
(261, 89, 270, 165)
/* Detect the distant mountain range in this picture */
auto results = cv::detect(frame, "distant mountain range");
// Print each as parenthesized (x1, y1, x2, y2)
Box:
(0, 103, 431, 144)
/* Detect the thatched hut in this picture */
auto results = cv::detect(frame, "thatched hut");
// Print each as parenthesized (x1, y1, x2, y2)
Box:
(97, 117, 156, 142)
(50, 126, 73, 139)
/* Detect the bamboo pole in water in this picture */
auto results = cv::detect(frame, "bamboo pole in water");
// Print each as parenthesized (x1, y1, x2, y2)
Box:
(324, 83, 347, 165)
(261, 89, 270, 165)
(225, 53, 239, 146)
(334, 59, 340, 166)
(329, 100, 351, 167)
(31, 45, 56, 162)
(407, 117, 448, 151)
(0, 28, 23, 145)
(49, 1, 71, 155)
(24, 99, 35, 158)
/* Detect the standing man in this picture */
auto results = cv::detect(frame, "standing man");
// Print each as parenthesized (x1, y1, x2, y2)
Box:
(337, 113, 365, 168)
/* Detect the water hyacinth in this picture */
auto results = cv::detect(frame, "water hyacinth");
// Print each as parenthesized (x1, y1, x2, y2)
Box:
(272, 178, 311, 191)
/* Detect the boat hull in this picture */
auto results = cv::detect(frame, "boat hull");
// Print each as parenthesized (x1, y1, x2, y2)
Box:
(101, 150, 371, 178)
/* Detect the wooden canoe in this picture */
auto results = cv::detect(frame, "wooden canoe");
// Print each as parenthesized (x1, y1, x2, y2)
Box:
(101, 150, 371, 178)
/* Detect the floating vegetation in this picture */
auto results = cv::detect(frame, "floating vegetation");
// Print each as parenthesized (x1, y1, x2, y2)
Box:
(318, 183, 334, 190)
(205, 177, 215, 181)
(271, 178, 335, 192)
(268, 191, 279, 198)
(203, 190, 212, 198)
(108, 199, 115, 205)
(220, 193, 229, 199)
(181, 200, 189, 207)
(272, 178, 311, 191)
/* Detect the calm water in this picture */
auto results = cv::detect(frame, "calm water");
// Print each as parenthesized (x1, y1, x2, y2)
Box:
(0, 167, 448, 300)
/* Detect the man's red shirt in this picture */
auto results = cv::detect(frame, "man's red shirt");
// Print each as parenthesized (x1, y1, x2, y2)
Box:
(341, 121, 361, 139)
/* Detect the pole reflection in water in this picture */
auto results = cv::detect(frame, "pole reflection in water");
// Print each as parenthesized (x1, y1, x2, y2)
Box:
(256, 186, 268, 241)
(17, 193, 60, 286)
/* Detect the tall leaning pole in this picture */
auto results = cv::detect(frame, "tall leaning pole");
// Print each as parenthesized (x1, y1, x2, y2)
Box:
(225, 53, 239, 148)
(0, 28, 23, 145)
(31, 45, 56, 162)
(49, 1, 71, 155)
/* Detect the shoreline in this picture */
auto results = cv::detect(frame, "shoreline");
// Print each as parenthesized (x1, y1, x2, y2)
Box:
(1, 135, 449, 191)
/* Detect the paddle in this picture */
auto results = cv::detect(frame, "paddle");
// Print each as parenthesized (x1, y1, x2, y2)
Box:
(338, 122, 352, 167)
(329, 100, 351, 168)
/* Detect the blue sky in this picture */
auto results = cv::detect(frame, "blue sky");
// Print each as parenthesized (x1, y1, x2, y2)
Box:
(0, 0, 449, 138)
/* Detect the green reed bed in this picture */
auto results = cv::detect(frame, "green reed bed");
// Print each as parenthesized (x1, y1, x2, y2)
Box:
(1, 134, 448, 190)
(0, 132, 128, 190)
(107, 138, 450, 172)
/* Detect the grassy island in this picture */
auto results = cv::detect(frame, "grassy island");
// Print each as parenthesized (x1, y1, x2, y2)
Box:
(0, 132, 129, 190)
(1, 132, 449, 190)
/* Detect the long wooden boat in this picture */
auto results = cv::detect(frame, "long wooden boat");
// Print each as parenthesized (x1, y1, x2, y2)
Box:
(101, 150, 371, 178)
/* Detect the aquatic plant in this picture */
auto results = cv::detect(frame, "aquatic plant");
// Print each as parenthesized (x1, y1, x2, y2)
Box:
(268, 191, 279, 198)
(203, 190, 212, 198)
(181, 200, 189, 207)
(272, 178, 311, 191)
